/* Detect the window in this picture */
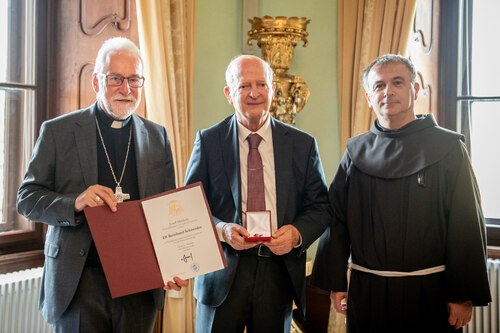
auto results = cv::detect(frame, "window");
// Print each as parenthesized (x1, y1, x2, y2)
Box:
(457, 0, 500, 246)
(0, 0, 47, 273)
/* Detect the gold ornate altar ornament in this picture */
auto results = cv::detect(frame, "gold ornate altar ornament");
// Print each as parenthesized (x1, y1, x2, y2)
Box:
(247, 16, 311, 125)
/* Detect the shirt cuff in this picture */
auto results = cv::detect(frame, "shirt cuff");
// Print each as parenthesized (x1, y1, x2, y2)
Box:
(294, 233, 303, 248)
(217, 222, 229, 242)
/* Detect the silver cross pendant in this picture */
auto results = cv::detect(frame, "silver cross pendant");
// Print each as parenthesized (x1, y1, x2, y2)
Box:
(114, 186, 130, 203)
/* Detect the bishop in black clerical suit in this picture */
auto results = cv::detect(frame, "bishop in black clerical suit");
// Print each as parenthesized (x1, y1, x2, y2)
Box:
(16, 37, 186, 333)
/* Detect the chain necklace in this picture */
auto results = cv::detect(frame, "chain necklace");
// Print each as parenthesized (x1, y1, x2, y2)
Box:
(95, 117, 132, 202)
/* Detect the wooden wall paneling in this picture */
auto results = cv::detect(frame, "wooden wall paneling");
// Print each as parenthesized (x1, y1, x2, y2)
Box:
(408, 0, 461, 131)
(78, 63, 96, 109)
(47, 0, 143, 120)
(80, 0, 131, 36)
(415, 73, 432, 117)
(408, 0, 439, 120)
(437, 0, 460, 131)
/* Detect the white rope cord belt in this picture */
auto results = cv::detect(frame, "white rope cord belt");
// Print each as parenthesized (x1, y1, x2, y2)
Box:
(350, 263, 446, 277)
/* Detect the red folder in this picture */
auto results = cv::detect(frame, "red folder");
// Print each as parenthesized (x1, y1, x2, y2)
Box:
(85, 199, 164, 298)
(84, 182, 225, 298)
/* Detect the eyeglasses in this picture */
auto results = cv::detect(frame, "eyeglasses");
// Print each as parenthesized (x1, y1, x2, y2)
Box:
(100, 74, 145, 88)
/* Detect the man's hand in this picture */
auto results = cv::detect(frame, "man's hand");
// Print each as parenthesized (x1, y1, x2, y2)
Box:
(331, 291, 348, 314)
(74, 184, 117, 212)
(221, 223, 255, 250)
(164, 276, 189, 291)
(447, 301, 472, 329)
(265, 225, 300, 255)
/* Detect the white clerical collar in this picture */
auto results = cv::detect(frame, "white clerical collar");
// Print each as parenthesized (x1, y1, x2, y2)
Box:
(96, 103, 132, 129)
(111, 120, 124, 129)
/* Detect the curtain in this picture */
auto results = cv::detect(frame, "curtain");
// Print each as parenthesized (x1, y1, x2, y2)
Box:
(135, 0, 195, 186)
(331, 1, 417, 332)
(135, 1, 196, 332)
(338, 0, 417, 150)
(161, 283, 196, 333)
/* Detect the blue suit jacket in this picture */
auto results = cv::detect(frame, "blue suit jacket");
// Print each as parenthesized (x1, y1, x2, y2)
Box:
(184, 115, 328, 313)
(17, 103, 176, 324)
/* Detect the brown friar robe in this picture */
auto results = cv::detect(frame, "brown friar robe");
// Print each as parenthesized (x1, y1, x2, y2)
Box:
(313, 114, 491, 333)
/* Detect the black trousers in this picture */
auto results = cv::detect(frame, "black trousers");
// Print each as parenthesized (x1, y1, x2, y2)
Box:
(197, 253, 294, 333)
(54, 266, 157, 333)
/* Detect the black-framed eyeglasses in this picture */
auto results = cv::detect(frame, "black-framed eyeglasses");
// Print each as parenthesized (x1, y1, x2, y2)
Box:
(100, 74, 145, 88)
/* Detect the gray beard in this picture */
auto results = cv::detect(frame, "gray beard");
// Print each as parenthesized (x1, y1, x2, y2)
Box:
(97, 94, 137, 120)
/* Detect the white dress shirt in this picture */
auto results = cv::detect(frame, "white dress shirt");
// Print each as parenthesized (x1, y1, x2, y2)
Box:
(216, 116, 278, 239)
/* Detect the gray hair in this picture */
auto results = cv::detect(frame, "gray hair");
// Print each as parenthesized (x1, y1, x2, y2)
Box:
(93, 37, 143, 75)
(225, 55, 274, 91)
(362, 54, 416, 91)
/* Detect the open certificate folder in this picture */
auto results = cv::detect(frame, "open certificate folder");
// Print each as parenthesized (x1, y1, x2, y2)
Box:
(85, 182, 226, 298)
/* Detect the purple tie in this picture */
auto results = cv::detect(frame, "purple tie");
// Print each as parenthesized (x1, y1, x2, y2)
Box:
(247, 133, 265, 211)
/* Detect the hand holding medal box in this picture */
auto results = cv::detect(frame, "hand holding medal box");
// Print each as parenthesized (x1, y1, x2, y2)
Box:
(244, 210, 272, 242)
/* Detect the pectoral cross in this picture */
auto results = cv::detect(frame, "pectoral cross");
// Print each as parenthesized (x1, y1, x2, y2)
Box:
(114, 186, 130, 203)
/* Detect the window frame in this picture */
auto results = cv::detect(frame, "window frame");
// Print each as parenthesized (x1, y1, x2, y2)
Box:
(0, 0, 49, 274)
(454, 0, 500, 248)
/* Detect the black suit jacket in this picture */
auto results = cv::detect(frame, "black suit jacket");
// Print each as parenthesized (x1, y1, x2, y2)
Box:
(17, 103, 176, 323)
(184, 115, 328, 313)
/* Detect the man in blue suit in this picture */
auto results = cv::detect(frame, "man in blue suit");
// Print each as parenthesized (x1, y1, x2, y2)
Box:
(184, 55, 329, 332)
(17, 37, 187, 332)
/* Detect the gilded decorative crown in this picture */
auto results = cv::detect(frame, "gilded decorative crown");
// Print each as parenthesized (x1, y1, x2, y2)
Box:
(247, 16, 310, 47)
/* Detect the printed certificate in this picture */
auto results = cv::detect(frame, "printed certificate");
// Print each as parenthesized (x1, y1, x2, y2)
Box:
(85, 182, 226, 298)
(141, 183, 226, 281)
